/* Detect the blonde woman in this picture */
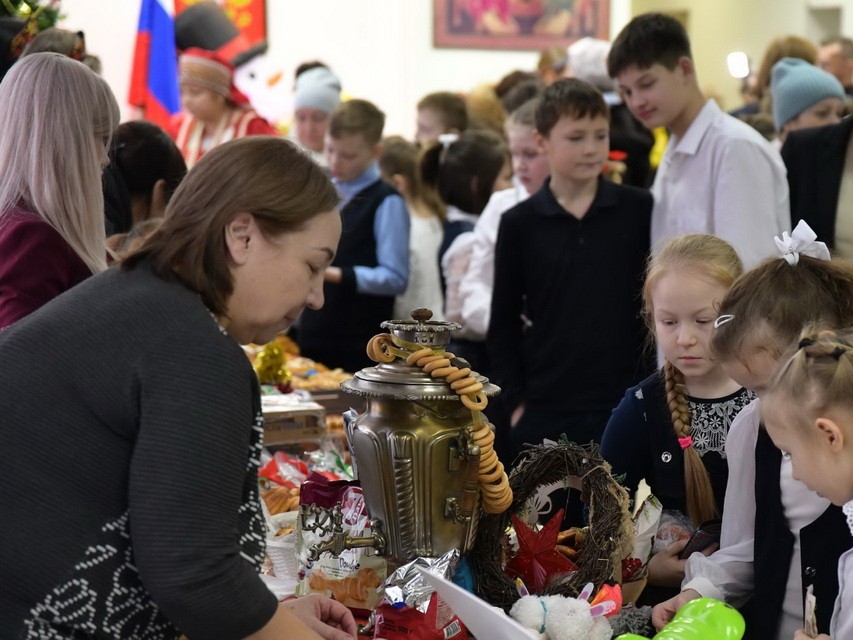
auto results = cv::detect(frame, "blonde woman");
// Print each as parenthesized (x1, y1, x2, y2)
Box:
(0, 52, 119, 329)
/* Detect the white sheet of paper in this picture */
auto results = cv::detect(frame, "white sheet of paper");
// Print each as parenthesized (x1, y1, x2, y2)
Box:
(417, 567, 539, 640)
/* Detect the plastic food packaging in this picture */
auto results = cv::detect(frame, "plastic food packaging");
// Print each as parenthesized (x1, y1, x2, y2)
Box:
(295, 473, 386, 613)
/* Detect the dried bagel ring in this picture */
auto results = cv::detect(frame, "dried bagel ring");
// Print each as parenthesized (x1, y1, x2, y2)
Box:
(485, 485, 512, 504)
(424, 358, 452, 374)
(473, 429, 495, 448)
(462, 393, 488, 411)
(451, 377, 477, 391)
(472, 425, 492, 441)
(482, 493, 512, 514)
(366, 334, 396, 363)
(446, 367, 472, 383)
(478, 449, 497, 471)
(476, 441, 494, 458)
(405, 347, 434, 366)
(479, 461, 504, 484)
(454, 381, 484, 396)
(480, 479, 508, 495)
(488, 491, 514, 512)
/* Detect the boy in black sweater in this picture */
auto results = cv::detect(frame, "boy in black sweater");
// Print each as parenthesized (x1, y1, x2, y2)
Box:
(488, 78, 654, 457)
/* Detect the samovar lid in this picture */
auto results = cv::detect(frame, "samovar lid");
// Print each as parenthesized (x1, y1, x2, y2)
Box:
(341, 308, 500, 401)
(381, 308, 458, 349)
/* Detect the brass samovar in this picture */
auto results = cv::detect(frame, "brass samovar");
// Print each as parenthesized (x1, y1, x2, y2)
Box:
(332, 309, 507, 568)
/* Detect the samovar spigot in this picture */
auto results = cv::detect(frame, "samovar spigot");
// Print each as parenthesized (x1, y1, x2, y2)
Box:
(302, 504, 386, 561)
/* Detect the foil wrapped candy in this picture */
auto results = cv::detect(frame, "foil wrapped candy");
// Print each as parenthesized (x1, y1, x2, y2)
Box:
(361, 550, 461, 635)
(382, 550, 461, 612)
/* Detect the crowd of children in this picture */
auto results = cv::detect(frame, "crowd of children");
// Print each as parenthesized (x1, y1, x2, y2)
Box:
(3, 8, 853, 640)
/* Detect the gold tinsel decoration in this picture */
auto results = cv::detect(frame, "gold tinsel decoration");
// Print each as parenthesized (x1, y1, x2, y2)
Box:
(252, 343, 292, 386)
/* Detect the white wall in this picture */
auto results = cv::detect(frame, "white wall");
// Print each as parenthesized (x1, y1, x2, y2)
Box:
(59, 0, 538, 137)
(56, 0, 852, 136)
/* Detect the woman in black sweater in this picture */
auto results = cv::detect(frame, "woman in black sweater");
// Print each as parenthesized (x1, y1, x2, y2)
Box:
(0, 137, 354, 640)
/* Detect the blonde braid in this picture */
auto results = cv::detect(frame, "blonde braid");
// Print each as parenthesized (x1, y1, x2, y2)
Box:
(663, 361, 718, 526)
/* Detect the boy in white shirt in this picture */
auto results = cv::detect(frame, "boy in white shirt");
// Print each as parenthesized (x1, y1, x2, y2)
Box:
(607, 12, 790, 268)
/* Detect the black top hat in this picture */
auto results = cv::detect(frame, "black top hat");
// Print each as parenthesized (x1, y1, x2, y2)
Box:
(174, 1, 266, 68)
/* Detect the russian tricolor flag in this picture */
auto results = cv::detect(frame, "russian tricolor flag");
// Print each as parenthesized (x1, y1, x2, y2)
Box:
(129, 0, 180, 127)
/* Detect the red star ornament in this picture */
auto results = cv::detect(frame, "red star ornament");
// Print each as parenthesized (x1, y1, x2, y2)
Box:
(505, 508, 580, 593)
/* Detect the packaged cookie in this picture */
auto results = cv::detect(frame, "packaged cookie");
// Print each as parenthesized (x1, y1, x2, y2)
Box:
(295, 473, 386, 613)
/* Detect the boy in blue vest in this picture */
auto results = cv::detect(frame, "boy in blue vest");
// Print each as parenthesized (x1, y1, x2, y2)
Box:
(298, 99, 410, 373)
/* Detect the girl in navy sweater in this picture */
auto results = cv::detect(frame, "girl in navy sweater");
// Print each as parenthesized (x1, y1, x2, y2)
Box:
(601, 235, 752, 597)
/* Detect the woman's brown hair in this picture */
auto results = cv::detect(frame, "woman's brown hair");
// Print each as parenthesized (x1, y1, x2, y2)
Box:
(123, 136, 339, 316)
(754, 35, 818, 101)
(644, 235, 744, 526)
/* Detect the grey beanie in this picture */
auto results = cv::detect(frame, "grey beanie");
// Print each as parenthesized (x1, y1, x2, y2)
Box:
(566, 37, 615, 93)
(294, 66, 342, 114)
(771, 57, 845, 131)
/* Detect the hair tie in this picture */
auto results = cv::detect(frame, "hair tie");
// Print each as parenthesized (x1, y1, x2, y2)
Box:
(678, 436, 693, 449)
(774, 220, 831, 266)
(714, 314, 734, 329)
(798, 337, 816, 350)
(832, 346, 848, 360)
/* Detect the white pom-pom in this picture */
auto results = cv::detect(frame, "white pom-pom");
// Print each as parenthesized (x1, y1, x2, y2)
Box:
(510, 595, 548, 637)
(542, 597, 593, 640)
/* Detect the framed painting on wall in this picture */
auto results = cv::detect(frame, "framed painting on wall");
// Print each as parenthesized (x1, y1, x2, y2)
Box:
(433, 0, 609, 51)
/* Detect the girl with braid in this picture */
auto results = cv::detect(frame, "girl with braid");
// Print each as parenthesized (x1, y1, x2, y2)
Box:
(653, 222, 853, 639)
(762, 328, 853, 640)
(601, 234, 753, 600)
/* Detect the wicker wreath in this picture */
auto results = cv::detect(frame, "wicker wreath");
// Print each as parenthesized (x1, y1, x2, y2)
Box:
(469, 441, 634, 610)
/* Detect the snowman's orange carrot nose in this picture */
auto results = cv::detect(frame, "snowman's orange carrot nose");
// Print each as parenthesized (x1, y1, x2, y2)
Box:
(266, 71, 283, 87)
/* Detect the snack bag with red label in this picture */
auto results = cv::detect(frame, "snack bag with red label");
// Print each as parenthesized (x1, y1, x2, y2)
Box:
(373, 592, 468, 640)
(258, 450, 309, 489)
(295, 473, 386, 613)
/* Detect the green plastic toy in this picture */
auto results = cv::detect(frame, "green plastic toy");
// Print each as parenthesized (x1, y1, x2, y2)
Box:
(616, 598, 745, 640)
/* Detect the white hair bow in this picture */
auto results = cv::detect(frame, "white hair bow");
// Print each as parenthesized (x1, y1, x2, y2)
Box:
(774, 220, 831, 265)
(437, 133, 459, 150)
(437, 133, 459, 164)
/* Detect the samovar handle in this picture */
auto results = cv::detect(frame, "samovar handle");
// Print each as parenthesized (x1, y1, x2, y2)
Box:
(444, 431, 482, 524)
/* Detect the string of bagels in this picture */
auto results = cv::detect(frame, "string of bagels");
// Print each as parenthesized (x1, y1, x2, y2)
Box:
(366, 331, 513, 514)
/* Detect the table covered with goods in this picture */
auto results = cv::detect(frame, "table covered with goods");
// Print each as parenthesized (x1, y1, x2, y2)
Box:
(248, 311, 746, 640)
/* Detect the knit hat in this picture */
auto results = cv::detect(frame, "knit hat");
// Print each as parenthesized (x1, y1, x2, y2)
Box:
(293, 66, 341, 114)
(566, 37, 615, 93)
(771, 57, 845, 131)
(179, 47, 248, 105)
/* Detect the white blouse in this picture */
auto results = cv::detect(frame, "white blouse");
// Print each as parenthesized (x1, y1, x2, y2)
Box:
(394, 214, 444, 321)
(830, 501, 853, 638)
(456, 185, 529, 340)
(682, 398, 831, 640)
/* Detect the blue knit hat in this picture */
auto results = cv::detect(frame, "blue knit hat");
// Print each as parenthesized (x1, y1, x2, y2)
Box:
(771, 57, 845, 131)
